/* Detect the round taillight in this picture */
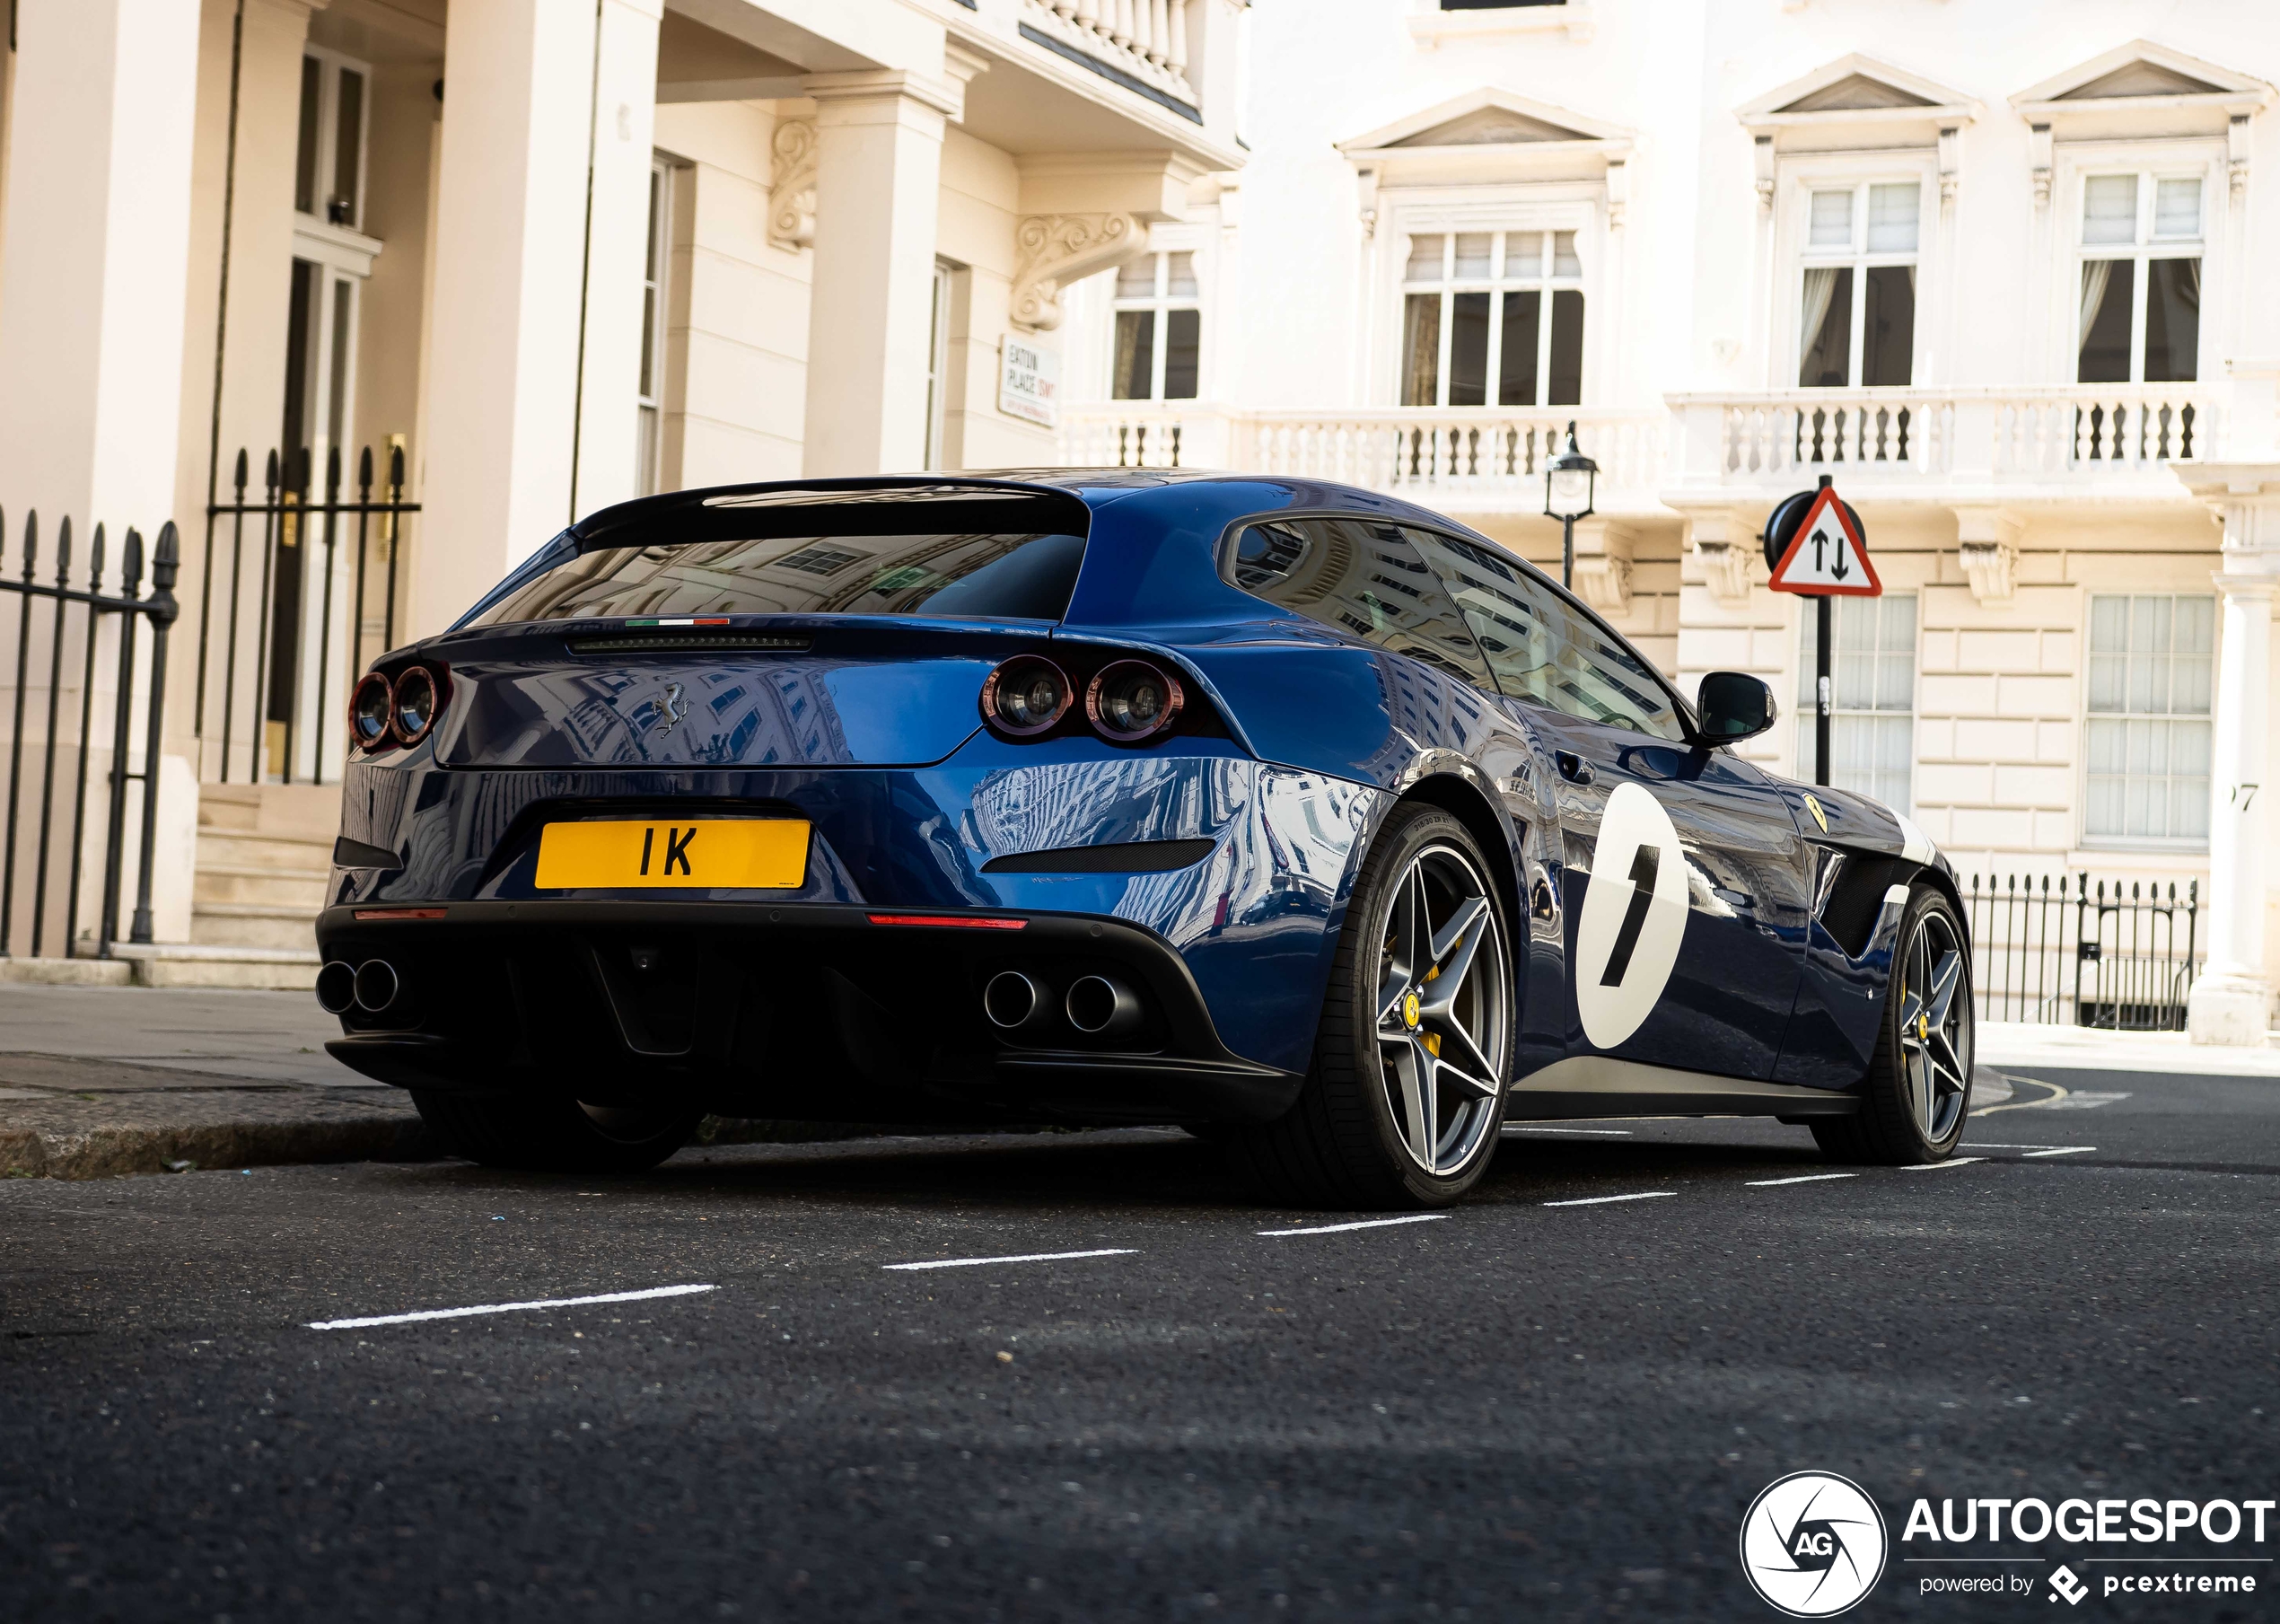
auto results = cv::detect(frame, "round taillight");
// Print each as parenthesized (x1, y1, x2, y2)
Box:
(980, 656, 1071, 737)
(349, 672, 393, 751)
(1085, 659, 1183, 743)
(391, 665, 440, 745)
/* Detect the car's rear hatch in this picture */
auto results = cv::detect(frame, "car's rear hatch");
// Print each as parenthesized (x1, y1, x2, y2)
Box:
(422, 480, 1092, 770)
(427, 619, 1048, 768)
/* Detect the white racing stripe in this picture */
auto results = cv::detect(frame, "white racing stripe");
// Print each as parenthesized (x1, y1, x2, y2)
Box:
(2023, 1146, 2097, 1157)
(1257, 1214, 1449, 1237)
(1543, 1191, 1676, 1207)
(1899, 1156, 1986, 1171)
(307, 1283, 715, 1331)
(1745, 1173, 1858, 1187)
(882, 1249, 1136, 1271)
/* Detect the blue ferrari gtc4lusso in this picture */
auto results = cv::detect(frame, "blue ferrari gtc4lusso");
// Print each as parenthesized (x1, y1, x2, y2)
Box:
(317, 472, 1972, 1207)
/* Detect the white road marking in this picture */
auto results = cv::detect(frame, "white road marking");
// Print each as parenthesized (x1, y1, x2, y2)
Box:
(1543, 1191, 1676, 1207)
(1899, 1156, 1986, 1171)
(881, 1249, 1136, 1271)
(1508, 1127, 1635, 1137)
(2044, 1092, 2130, 1110)
(1258, 1214, 1449, 1237)
(1964, 1143, 2071, 1150)
(307, 1283, 715, 1331)
(1745, 1173, 1858, 1187)
(2023, 1146, 2097, 1157)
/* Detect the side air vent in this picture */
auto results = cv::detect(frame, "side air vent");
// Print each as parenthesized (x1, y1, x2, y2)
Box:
(566, 633, 812, 655)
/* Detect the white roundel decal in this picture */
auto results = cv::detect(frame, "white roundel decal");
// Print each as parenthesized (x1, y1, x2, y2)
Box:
(1573, 780, 1689, 1049)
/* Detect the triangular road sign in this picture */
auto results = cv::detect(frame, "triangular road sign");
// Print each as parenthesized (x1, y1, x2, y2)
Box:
(1767, 484, 1881, 596)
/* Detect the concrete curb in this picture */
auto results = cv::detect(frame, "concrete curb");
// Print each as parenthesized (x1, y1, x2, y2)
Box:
(0, 1114, 440, 1181)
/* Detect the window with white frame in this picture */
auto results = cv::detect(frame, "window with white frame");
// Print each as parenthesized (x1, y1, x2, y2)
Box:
(1797, 182, 1917, 388)
(2084, 593, 2212, 845)
(1796, 594, 1916, 811)
(636, 155, 672, 497)
(1401, 231, 1583, 408)
(293, 48, 369, 230)
(924, 260, 953, 469)
(1110, 251, 1200, 400)
(2076, 172, 2202, 385)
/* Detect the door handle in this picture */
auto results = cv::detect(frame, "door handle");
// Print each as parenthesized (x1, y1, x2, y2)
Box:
(1555, 751, 1595, 786)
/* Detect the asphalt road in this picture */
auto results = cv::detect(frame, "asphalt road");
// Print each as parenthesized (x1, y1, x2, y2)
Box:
(3, 1066, 2275, 1622)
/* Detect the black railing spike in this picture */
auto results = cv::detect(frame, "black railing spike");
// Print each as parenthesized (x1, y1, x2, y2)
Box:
(20, 511, 36, 576)
(153, 522, 180, 593)
(88, 523, 105, 584)
(54, 515, 70, 584)
(234, 447, 250, 494)
(390, 443, 406, 486)
(121, 527, 144, 593)
(265, 447, 279, 490)
(359, 444, 374, 489)
(326, 442, 342, 491)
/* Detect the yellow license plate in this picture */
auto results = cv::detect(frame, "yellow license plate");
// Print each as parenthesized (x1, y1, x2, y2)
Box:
(533, 819, 810, 890)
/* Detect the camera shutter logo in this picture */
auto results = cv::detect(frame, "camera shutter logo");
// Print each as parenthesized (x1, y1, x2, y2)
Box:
(1740, 1471, 1888, 1617)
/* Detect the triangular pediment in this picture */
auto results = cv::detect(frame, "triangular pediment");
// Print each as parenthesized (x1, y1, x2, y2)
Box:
(1777, 74, 1937, 114)
(1339, 87, 1630, 155)
(2013, 40, 2273, 109)
(2061, 60, 2220, 100)
(1393, 107, 1587, 146)
(1740, 55, 1976, 130)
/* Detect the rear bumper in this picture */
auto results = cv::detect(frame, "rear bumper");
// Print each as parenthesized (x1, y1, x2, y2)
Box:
(316, 900, 1305, 1127)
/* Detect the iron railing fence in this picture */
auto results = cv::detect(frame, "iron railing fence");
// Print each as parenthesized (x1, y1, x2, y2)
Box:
(193, 444, 417, 786)
(0, 510, 180, 960)
(1965, 872, 2200, 1031)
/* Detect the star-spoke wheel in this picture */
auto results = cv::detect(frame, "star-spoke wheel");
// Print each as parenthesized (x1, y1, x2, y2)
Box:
(1372, 843, 1511, 1177)
(1811, 882, 1975, 1166)
(1895, 909, 1970, 1144)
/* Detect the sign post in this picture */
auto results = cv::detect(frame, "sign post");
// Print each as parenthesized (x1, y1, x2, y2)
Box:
(1764, 476, 1881, 788)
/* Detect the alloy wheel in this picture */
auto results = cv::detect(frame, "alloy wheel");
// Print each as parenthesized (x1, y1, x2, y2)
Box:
(1896, 909, 1970, 1144)
(1373, 843, 1509, 1176)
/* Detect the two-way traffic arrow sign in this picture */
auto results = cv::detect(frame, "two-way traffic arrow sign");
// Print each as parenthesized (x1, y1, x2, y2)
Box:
(1767, 483, 1881, 597)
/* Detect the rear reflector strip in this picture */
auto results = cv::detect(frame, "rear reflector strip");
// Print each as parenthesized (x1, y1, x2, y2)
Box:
(354, 908, 448, 921)
(627, 618, 732, 627)
(864, 913, 1027, 930)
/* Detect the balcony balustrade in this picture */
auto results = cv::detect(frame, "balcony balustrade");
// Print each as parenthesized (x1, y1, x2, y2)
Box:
(1052, 384, 2224, 514)
(1021, 0, 1195, 109)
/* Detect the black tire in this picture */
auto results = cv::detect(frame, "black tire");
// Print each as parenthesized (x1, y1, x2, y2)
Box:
(1813, 883, 1973, 1165)
(411, 1092, 701, 1174)
(1227, 803, 1514, 1209)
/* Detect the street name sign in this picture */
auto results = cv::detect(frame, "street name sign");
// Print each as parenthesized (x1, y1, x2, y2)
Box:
(1767, 482, 1881, 597)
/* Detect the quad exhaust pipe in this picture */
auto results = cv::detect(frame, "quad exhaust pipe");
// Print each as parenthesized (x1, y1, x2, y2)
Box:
(316, 958, 403, 1015)
(983, 970, 1144, 1040)
(1065, 974, 1143, 1039)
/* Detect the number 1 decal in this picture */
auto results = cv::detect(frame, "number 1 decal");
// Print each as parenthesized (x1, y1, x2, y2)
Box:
(1573, 782, 1688, 1049)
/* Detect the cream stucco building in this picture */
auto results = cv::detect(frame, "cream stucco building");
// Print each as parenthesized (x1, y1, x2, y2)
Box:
(0, 0, 1245, 982)
(1052, 0, 2280, 1043)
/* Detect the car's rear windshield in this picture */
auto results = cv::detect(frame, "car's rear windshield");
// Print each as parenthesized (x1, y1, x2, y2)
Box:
(469, 490, 1093, 627)
(472, 530, 1088, 626)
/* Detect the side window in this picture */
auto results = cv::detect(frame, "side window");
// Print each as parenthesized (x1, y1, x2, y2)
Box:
(1226, 517, 1494, 691)
(1407, 528, 1688, 743)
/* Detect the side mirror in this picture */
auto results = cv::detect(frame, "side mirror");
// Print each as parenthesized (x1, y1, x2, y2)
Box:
(1694, 671, 1777, 745)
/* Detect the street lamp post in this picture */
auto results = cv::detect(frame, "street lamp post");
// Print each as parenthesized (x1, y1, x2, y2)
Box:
(1542, 421, 1599, 592)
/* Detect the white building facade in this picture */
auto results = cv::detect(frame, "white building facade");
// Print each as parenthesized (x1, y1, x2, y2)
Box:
(0, 0, 1246, 982)
(1055, 0, 2280, 1043)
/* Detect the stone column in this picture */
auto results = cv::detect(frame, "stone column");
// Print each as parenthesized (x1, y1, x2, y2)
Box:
(0, 0, 203, 531)
(2188, 567, 2275, 1044)
(799, 69, 966, 478)
(410, 0, 660, 642)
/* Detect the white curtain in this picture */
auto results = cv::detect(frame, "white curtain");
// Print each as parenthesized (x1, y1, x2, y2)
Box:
(2078, 259, 2114, 351)
(1799, 267, 1838, 358)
